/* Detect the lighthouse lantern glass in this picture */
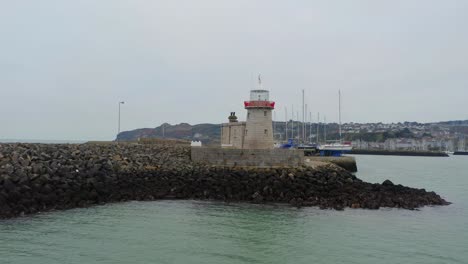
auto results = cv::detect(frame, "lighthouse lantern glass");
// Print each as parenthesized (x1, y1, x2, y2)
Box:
(250, 90, 269, 101)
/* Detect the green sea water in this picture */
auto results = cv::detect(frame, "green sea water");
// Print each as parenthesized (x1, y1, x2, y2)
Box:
(1, 155, 467, 264)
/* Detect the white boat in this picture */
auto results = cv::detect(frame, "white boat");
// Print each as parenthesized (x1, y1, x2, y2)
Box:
(318, 90, 353, 155)
(319, 142, 353, 151)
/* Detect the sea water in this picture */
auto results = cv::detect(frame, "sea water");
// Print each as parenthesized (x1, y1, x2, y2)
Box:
(1, 155, 467, 264)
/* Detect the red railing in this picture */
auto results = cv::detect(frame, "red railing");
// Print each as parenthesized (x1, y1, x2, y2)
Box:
(244, 101, 275, 109)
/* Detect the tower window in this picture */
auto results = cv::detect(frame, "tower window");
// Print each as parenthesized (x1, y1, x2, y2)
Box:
(248, 113, 250, 119)
(264, 111, 267, 116)
(264, 129, 268, 135)
(245, 130, 248, 135)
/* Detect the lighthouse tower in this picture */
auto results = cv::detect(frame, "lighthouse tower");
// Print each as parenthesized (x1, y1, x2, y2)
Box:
(243, 82, 275, 149)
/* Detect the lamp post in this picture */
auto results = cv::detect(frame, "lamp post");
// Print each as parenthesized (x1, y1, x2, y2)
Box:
(118, 101, 125, 140)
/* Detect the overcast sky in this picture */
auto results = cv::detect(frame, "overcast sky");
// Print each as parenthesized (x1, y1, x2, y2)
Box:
(1, 0, 467, 141)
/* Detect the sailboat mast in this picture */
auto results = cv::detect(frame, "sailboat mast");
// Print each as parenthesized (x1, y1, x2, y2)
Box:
(285, 107, 288, 141)
(302, 89, 305, 142)
(291, 105, 294, 140)
(309, 112, 312, 144)
(317, 112, 320, 144)
(297, 111, 300, 141)
(305, 103, 308, 143)
(339, 90, 342, 143)
(324, 116, 327, 143)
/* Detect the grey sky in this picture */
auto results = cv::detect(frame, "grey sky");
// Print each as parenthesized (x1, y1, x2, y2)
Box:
(1, 0, 467, 140)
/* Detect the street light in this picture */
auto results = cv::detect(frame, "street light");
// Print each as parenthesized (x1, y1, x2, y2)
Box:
(118, 101, 125, 140)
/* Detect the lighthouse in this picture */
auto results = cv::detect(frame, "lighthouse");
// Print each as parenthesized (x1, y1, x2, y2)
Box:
(220, 75, 275, 149)
(204, 76, 307, 167)
(243, 82, 275, 149)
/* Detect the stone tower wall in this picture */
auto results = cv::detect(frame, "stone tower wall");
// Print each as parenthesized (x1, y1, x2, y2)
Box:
(244, 108, 274, 149)
(221, 122, 246, 149)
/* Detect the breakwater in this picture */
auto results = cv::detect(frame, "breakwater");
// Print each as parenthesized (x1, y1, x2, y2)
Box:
(0, 143, 449, 219)
(305, 156, 358, 172)
(349, 149, 449, 157)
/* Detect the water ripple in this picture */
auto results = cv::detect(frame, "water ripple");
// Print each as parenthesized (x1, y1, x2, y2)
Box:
(1, 156, 468, 264)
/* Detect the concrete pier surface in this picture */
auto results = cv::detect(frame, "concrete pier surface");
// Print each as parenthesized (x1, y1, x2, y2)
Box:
(0, 143, 449, 219)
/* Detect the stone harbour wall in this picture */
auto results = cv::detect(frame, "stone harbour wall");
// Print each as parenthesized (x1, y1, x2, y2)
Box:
(0, 143, 449, 219)
(191, 147, 304, 168)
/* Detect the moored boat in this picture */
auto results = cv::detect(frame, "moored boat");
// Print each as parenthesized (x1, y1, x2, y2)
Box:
(318, 142, 353, 156)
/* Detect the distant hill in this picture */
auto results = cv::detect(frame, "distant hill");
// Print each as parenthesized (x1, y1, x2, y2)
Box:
(116, 120, 468, 144)
(117, 123, 222, 145)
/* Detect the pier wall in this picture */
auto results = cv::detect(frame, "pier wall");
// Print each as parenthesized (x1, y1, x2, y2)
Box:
(191, 147, 304, 168)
